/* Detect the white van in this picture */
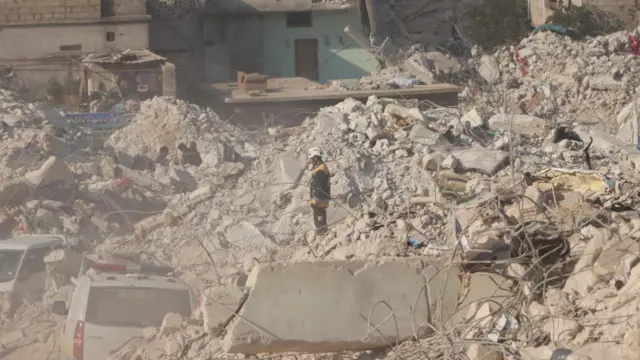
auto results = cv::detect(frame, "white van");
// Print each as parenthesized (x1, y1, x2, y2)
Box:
(0, 235, 65, 304)
(53, 263, 195, 360)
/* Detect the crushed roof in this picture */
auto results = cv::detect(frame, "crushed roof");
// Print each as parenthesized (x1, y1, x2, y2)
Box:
(82, 49, 166, 65)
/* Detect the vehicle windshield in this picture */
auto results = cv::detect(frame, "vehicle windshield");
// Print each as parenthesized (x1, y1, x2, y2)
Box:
(85, 287, 191, 328)
(0, 250, 24, 282)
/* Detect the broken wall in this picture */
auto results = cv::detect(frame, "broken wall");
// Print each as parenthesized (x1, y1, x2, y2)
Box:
(203, 9, 379, 83)
(262, 10, 378, 82)
(529, 0, 556, 27)
(148, 0, 204, 99)
(530, 0, 639, 28)
(382, 0, 472, 49)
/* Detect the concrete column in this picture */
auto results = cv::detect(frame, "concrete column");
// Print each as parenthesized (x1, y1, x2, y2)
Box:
(162, 62, 177, 98)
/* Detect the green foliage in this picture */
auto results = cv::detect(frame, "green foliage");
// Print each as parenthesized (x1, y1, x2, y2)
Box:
(546, 5, 625, 38)
(464, 0, 532, 49)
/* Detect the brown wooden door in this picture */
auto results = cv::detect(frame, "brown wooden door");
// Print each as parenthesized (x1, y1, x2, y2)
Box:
(294, 39, 319, 81)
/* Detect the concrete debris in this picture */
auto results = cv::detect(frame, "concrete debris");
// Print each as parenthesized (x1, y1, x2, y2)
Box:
(201, 285, 246, 336)
(224, 258, 460, 354)
(24, 156, 74, 187)
(159, 313, 183, 337)
(8, 26, 640, 360)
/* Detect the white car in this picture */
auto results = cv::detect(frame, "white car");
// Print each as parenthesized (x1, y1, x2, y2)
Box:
(0, 235, 65, 312)
(53, 263, 195, 360)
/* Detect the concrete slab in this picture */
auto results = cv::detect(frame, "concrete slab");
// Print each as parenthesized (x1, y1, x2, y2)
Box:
(223, 258, 461, 354)
(409, 123, 441, 145)
(225, 221, 275, 248)
(278, 154, 304, 188)
(25, 156, 74, 187)
(460, 108, 484, 128)
(478, 55, 500, 84)
(488, 114, 546, 135)
(201, 285, 247, 336)
(452, 147, 510, 175)
(455, 272, 514, 325)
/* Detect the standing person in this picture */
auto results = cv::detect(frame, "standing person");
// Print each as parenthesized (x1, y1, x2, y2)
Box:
(308, 147, 331, 236)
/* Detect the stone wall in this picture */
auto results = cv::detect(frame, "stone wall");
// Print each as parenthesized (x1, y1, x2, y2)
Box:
(0, 0, 149, 24)
(0, 0, 102, 24)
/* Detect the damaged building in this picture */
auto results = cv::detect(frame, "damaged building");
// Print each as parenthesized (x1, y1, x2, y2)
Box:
(529, 0, 640, 28)
(201, 0, 379, 82)
(0, 0, 150, 89)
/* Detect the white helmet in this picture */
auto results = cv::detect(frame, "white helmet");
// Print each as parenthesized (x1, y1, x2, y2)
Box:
(308, 147, 323, 159)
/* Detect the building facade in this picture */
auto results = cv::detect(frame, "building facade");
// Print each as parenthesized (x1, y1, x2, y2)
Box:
(529, 0, 639, 28)
(0, 0, 150, 90)
(202, 1, 379, 83)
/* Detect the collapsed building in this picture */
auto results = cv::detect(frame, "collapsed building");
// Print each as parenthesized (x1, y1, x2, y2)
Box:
(3, 16, 640, 360)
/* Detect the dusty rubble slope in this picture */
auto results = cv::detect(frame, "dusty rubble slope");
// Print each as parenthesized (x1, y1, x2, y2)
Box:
(1, 30, 640, 360)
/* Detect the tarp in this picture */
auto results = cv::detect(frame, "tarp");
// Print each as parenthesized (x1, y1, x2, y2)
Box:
(531, 168, 618, 198)
(65, 112, 134, 136)
(531, 24, 571, 36)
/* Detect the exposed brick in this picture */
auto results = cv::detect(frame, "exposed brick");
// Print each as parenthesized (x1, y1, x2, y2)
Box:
(18, 14, 33, 20)
(6, 13, 17, 21)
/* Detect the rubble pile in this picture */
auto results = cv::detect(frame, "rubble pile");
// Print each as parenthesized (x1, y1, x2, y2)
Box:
(470, 31, 640, 129)
(6, 31, 640, 360)
(96, 89, 640, 360)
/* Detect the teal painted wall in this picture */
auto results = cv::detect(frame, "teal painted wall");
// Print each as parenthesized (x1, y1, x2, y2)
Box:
(203, 10, 379, 83)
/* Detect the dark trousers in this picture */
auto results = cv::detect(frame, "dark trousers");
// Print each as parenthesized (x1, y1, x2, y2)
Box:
(311, 205, 328, 235)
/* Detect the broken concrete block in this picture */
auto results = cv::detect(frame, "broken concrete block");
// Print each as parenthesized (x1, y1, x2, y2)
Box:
(563, 226, 608, 297)
(365, 126, 384, 141)
(616, 100, 640, 145)
(589, 75, 624, 90)
(488, 114, 546, 135)
(160, 313, 183, 337)
(217, 142, 242, 163)
(574, 125, 634, 155)
(409, 124, 441, 146)
(452, 147, 510, 175)
(441, 154, 461, 171)
(201, 285, 247, 336)
(278, 155, 304, 187)
(142, 326, 158, 340)
(25, 156, 74, 187)
(460, 108, 484, 128)
(385, 104, 426, 123)
(456, 272, 514, 325)
(224, 258, 461, 354)
(348, 114, 369, 133)
(422, 153, 445, 171)
(225, 221, 274, 248)
(478, 55, 500, 84)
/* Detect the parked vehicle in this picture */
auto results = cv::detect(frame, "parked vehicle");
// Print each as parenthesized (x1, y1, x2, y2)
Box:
(53, 262, 195, 360)
(0, 235, 66, 316)
(0, 235, 66, 298)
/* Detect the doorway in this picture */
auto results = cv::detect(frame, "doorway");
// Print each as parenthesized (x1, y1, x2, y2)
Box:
(294, 39, 318, 81)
